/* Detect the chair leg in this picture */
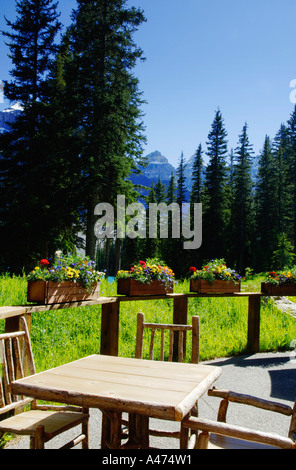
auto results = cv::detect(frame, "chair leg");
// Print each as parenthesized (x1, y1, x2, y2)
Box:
(30, 436, 35, 449)
(82, 420, 89, 449)
(82, 409, 89, 449)
(197, 431, 210, 449)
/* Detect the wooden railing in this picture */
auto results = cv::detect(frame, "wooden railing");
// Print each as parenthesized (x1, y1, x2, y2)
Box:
(0, 291, 262, 356)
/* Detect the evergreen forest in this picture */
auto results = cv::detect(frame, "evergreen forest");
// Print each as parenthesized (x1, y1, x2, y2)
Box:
(1, 0, 296, 279)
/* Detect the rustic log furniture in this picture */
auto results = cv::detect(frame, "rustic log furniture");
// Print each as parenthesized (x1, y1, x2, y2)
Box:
(180, 387, 296, 449)
(135, 311, 200, 363)
(120, 312, 200, 446)
(11, 354, 222, 449)
(0, 316, 89, 449)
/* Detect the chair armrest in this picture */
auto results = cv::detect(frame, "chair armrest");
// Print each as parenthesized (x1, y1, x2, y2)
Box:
(182, 416, 296, 449)
(208, 388, 293, 416)
(35, 404, 88, 414)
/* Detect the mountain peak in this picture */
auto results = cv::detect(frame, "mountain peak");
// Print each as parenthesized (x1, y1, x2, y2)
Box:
(144, 151, 175, 180)
(146, 151, 170, 165)
(0, 102, 23, 132)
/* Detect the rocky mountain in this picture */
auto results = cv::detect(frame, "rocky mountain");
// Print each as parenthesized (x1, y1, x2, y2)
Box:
(0, 102, 23, 132)
(131, 150, 206, 200)
(140, 151, 176, 181)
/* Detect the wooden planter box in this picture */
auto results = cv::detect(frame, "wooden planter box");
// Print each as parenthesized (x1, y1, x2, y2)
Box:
(190, 279, 241, 294)
(261, 282, 296, 296)
(27, 280, 101, 305)
(117, 278, 173, 296)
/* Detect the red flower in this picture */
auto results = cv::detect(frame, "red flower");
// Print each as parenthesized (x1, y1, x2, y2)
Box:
(139, 260, 146, 267)
(40, 259, 49, 267)
(189, 266, 197, 272)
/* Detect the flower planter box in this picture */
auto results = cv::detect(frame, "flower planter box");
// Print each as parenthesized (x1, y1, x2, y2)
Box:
(27, 280, 101, 305)
(261, 282, 296, 296)
(190, 279, 241, 294)
(117, 278, 173, 296)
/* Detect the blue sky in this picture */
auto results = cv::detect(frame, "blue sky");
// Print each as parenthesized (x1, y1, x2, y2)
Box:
(1, 0, 296, 166)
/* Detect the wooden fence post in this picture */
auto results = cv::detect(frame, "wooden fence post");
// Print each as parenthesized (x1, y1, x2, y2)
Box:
(247, 294, 261, 353)
(173, 295, 188, 360)
(100, 301, 120, 356)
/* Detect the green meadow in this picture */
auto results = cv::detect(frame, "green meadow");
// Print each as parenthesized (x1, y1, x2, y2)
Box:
(1, 274, 296, 372)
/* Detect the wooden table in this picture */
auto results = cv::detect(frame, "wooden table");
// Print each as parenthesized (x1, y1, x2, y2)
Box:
(11, 354, 222, 449)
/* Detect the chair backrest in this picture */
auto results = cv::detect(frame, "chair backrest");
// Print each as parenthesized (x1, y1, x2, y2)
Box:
(0, 316, 36, 416)
(135, 312, 199, 363)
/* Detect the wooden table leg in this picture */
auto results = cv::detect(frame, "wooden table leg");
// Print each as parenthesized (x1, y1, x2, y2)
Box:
(100, 301, 120, 356)
(101, 410, 122, 449)
(180, 423, 190, 449)
(123, 413, 149, 449)
(247, 294, 261, 353)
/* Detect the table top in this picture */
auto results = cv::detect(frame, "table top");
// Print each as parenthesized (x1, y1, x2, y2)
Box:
(12, 354, 221, 421)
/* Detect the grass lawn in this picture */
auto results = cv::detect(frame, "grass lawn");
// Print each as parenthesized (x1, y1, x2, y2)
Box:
(1, 274, 296, 371)
(1, 273, 296, 448)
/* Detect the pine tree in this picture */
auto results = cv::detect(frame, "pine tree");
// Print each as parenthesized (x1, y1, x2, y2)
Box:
(2, 0, 61, 104)
(190, 144, 203, 204)
(271, 233, 295, 269)
(189, 144, 204, 269)
(176, 152, 187, 206)
(202, 109, 229, 260)
(230, 123, 254, 272)
(159, 172, 177, 267)
(0, 0, 62, 271)
(142, 184, 160, 260)
(66, 0, 147, 261)
(272, 124, 293, 241)
(167, 172, 177, 204)
(287, 106, 296, 250)
(254, 135, 278, 271)
(154, 178, 166, 204)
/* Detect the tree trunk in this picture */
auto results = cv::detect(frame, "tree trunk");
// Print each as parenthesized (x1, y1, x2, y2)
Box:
(85, 196, 98, 261)
(105, 238, 111, 277)
(114, 238, 122, 275)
